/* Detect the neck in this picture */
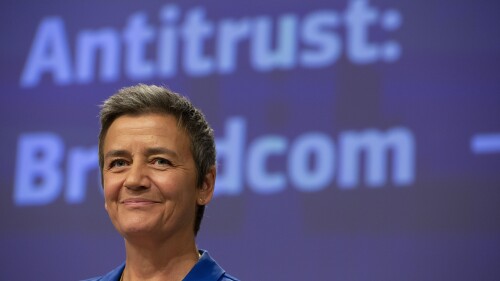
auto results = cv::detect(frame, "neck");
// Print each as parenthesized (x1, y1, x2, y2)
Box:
(122, 233, 199, 281)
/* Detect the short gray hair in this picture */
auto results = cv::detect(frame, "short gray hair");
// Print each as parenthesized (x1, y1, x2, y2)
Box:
(98, 84, 216, 235)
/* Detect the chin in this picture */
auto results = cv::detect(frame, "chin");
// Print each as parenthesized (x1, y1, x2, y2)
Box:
(116, 217, 158, 235)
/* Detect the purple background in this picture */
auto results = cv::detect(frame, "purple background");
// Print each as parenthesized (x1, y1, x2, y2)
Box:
(1, 0, 499, 280)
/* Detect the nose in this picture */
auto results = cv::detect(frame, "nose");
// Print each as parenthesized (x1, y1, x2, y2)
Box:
(123, 162, 150, 191)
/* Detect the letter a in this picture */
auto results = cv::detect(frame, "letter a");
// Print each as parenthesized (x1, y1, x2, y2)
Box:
(20, 17, 73, 87)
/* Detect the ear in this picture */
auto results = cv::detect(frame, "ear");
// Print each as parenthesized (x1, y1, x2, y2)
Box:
(197, 166, 216, 206)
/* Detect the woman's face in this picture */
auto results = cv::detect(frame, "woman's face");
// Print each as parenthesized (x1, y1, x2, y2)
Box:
(101, 113, 212, 242)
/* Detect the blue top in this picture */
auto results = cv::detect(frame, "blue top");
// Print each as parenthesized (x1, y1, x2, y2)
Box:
(82, 250, 238, 281)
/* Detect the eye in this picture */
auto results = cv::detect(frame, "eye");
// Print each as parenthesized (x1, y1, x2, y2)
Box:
(152, 158, 172, 167)
(109, 159, 128, 169)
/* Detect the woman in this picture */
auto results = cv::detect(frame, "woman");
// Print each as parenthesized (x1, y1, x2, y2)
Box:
(84, 84, 238, 281)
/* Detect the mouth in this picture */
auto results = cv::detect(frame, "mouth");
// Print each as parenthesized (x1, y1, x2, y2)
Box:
(121, 198, 160, 207)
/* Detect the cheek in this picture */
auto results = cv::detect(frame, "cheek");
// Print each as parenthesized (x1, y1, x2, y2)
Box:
(103, 174, 121, 201)
(154, 174, 196, 201)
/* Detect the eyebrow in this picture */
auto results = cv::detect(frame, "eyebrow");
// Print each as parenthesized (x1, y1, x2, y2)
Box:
(144, 147, 178, 158)
(104, 149, 130, 159)
(104, 147, 178, 159)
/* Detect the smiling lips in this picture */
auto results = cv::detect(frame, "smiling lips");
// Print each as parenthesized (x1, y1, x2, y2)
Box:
(121, 198, 159, 207)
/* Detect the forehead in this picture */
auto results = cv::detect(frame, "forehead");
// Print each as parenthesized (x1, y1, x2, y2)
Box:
(103, 113, 190, 149)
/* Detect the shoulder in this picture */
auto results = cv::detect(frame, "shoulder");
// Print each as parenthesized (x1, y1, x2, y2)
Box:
(185, 250, 240, 281)
(219, 273, 240, 281)
(80, 262, 125, 281)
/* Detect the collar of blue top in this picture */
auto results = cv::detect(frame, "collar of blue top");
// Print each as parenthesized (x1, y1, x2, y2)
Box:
(83, 250, 238, 281)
